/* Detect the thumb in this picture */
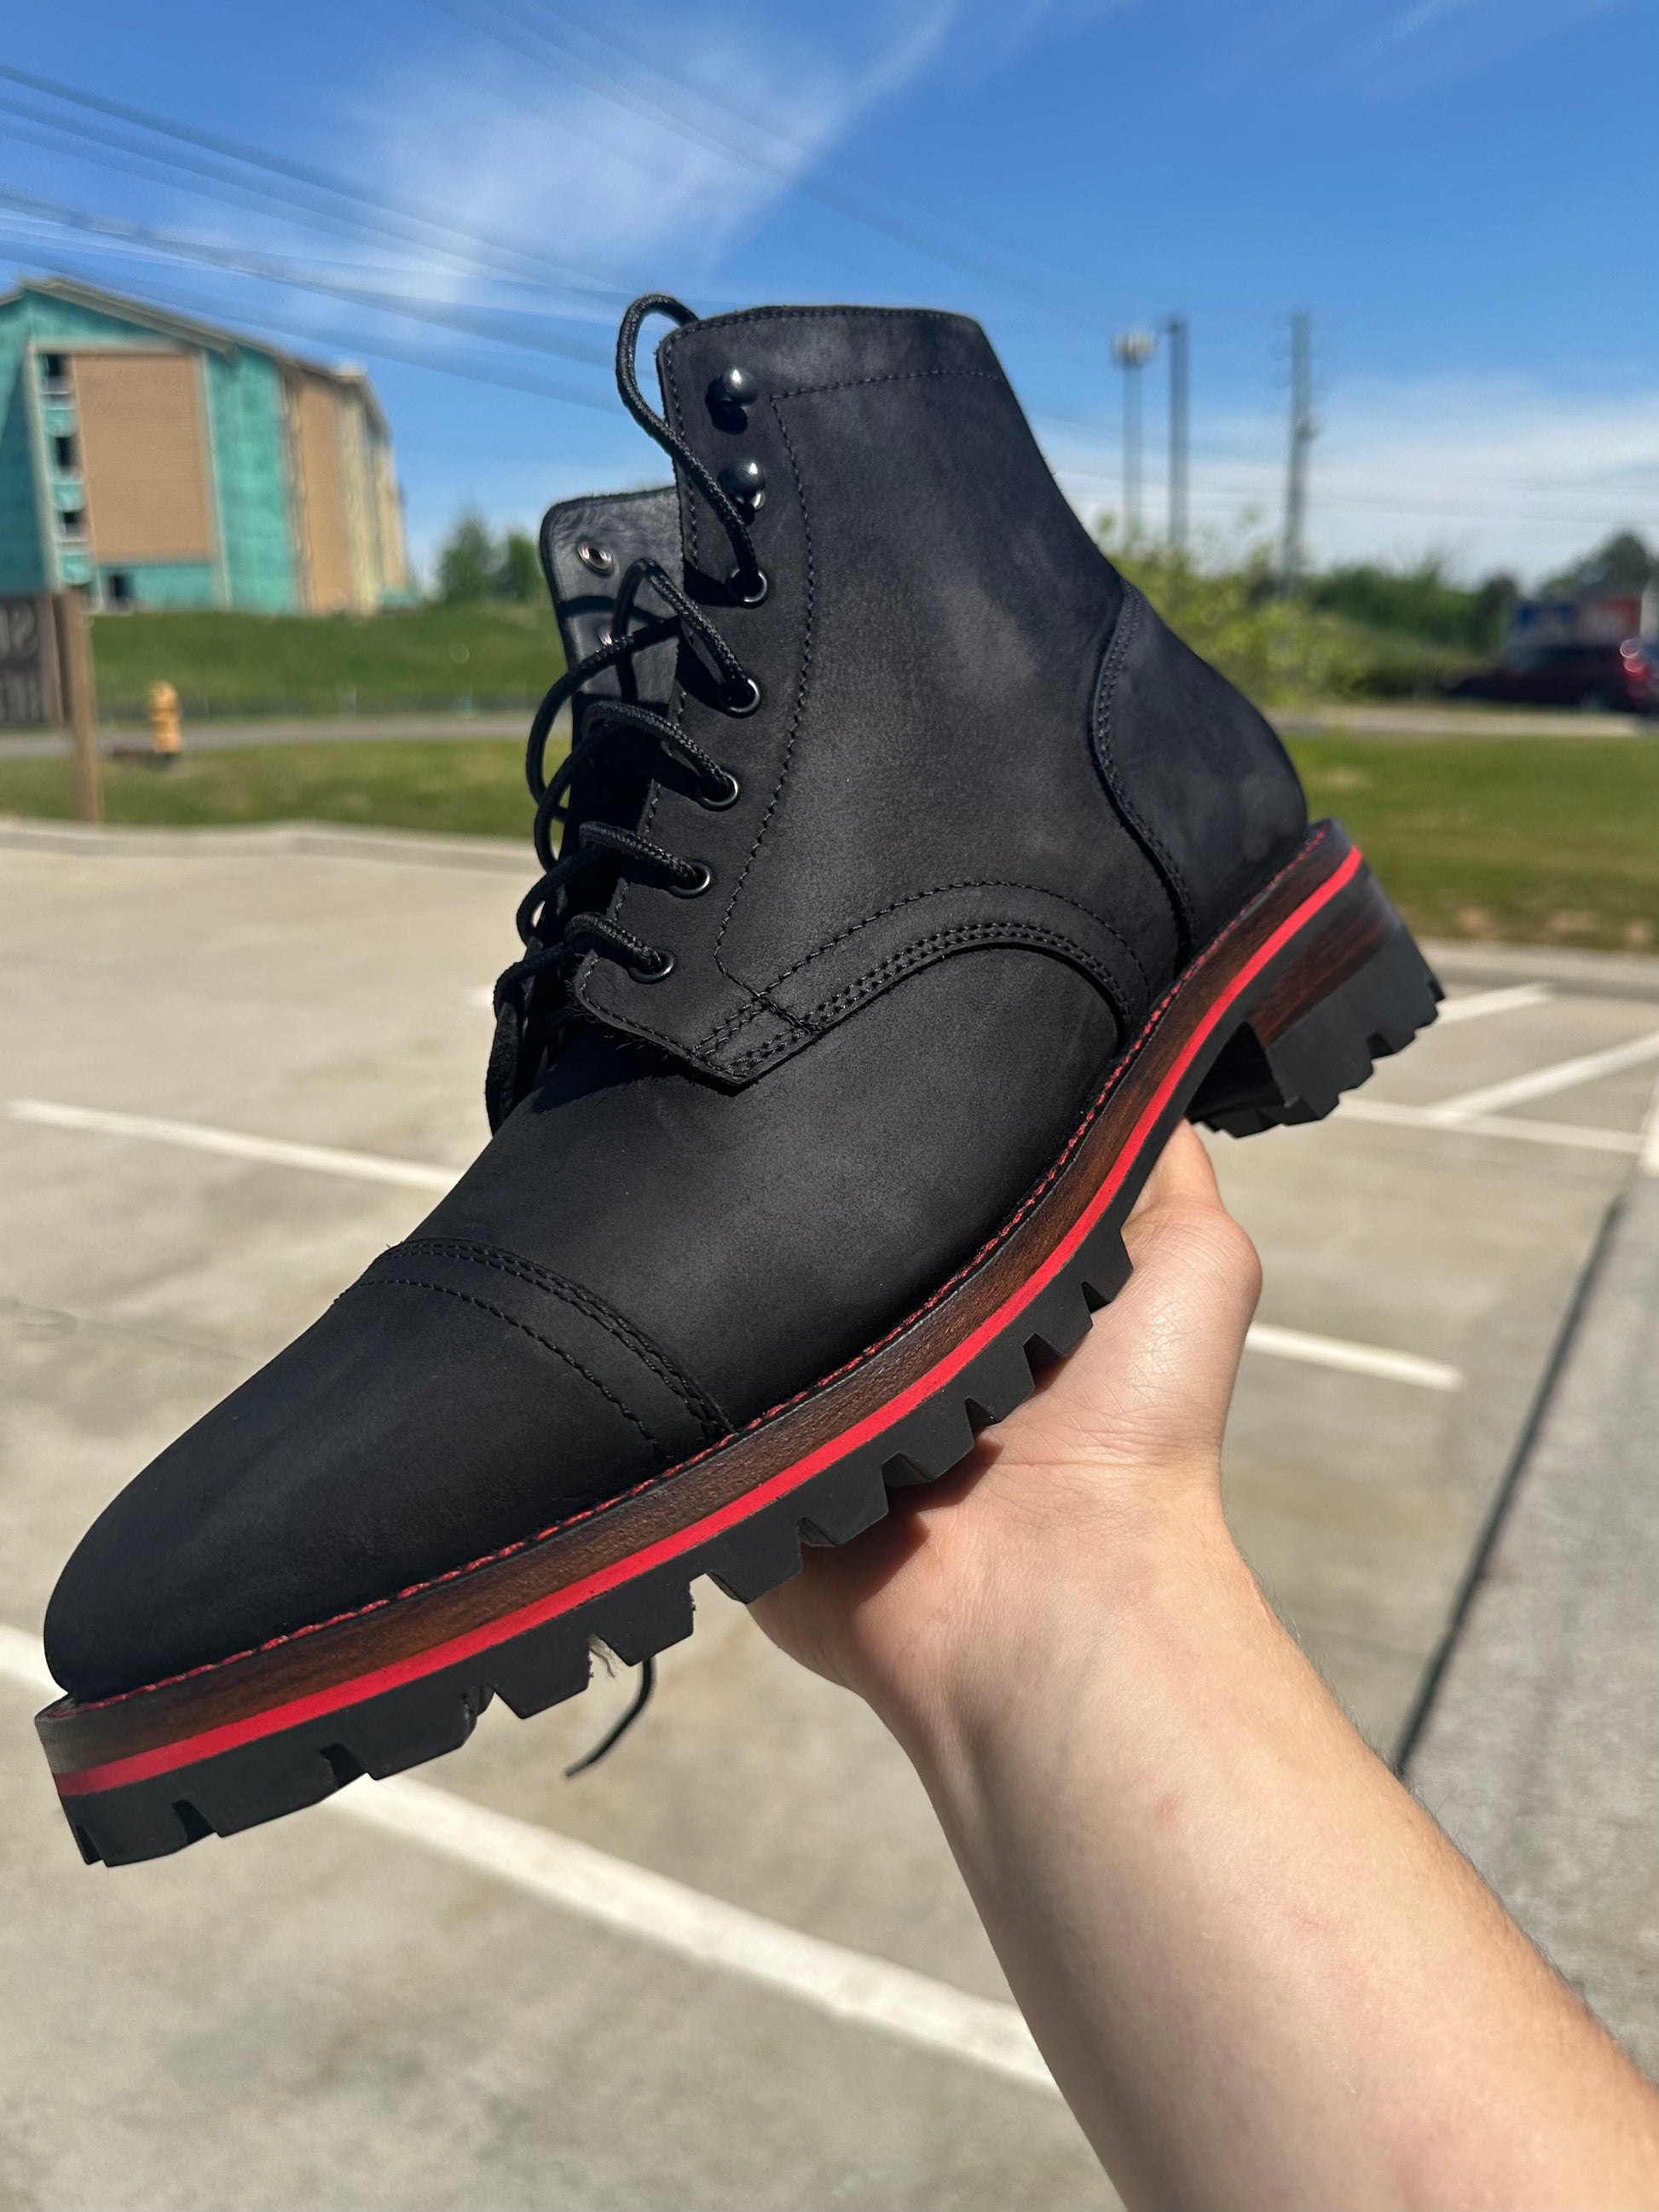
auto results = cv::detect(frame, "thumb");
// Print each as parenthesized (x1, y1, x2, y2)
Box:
(1002, 1122, 1262, 1477)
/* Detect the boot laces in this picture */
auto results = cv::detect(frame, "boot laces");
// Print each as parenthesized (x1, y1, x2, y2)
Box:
(488, 295, 766, 1129)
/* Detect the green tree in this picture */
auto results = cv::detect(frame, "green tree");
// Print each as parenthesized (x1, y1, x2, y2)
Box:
(1305, 559, 1517, 651)
(498, 528, 542, 605)
(1539, 530, 1656, 601)
(436, 511, 500, 602)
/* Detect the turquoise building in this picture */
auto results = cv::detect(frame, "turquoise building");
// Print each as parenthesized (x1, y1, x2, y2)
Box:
(0, 276, 410, 613)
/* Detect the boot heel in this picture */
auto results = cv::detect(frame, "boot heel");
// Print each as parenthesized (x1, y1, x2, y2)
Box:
(1189, 905, 1442, 1137)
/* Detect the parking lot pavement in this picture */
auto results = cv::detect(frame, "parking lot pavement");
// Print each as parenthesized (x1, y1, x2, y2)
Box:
(3, 823, 1655, 2211)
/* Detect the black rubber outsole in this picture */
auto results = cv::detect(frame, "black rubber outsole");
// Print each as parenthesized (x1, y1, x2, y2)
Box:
(53, 900, 1442, 1868)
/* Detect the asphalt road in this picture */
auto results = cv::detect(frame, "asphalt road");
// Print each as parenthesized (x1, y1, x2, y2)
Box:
(2, 820, 1656, 2210)
(1, 698, 1650, 765)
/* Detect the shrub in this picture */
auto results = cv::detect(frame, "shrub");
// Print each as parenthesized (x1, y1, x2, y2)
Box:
(1099, 530, 1371, 706)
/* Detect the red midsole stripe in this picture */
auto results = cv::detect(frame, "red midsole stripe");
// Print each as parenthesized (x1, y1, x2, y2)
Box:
(56, 843, 1364, 1799)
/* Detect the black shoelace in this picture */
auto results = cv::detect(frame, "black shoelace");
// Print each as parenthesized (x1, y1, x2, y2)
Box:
(486, 293, 767, 1132)
(491, 296, 761, 1775)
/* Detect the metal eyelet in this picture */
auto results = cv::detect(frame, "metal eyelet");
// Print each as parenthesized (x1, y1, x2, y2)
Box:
(728, 566, 768, 606)
(722, 674, 761, 716)
(595, 624, 613, 647)
(631, 947, 675, 982)
(669, 860, 714, 898)
(699, 768, 741, 809)
(706, 367, 759, 430)
(719, 458, 766, 514)
(577, 541, 614, 575)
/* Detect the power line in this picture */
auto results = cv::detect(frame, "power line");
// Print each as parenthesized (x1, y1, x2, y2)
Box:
(407, 0, 1123, 334)
(0, 60, 633, 308)
(1047, 453, 1646, 529)
(16, 246, 622, 414)
(517, 0, 1122, 326)
(0, 94, 605, 313)
(0, 185, 617, 378)
(1037, 412, 1659, 500)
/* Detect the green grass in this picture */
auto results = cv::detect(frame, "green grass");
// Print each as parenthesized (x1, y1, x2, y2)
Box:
(0, 739, 538, 840)
(1288, 736, 1659, 953)
(90, 603, 564, 723)
(2, 733, 1654, 956)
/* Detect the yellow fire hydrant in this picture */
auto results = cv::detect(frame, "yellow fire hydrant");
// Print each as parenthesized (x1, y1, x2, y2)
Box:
(147, 680, 182, 762)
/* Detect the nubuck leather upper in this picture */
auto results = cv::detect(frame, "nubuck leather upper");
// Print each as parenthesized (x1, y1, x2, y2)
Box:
(37, 295, 1439, 1865)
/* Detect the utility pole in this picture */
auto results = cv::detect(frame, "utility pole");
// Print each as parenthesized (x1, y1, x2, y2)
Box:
(1282, 310, 1315, 590)
(1112, 327, 1157, 539)
(1164, 314, 1190, 557)
(54, 588, 102, 825)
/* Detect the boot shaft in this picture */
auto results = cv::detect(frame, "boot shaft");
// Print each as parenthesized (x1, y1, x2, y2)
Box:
(545, 303, 1305, 1083)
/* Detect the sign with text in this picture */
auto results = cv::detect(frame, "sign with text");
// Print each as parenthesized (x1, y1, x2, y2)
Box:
(0, 594, 63, 727)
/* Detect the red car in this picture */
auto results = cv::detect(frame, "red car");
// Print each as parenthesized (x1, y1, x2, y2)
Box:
(1448, 639, 1659, 714)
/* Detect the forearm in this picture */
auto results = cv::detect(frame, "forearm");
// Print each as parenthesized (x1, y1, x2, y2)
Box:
(880, 1487, 1659, 2211)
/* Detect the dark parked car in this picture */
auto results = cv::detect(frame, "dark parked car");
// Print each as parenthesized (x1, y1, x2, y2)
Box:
(1447, 639, 1659, 714)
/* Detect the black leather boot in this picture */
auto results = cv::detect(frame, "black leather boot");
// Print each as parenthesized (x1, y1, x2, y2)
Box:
(38, 295, 1440, 1865)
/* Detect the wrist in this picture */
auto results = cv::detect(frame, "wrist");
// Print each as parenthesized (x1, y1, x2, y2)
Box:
(865, 1467, 1246, 1775)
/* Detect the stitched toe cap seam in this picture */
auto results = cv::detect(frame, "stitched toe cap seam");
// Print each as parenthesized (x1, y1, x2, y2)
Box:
(390, 1238, 728, 1441)
(345, 1275, 668, 1460)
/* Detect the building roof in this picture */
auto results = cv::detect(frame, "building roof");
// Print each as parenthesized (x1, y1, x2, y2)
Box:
(0, 275, 390, 435)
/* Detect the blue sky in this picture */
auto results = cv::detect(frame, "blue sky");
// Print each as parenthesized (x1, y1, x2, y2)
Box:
(1, 0, 1651, 583)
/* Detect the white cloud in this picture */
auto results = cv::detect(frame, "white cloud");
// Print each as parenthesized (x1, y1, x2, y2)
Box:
(1040, 375, 1659, 582)
(1355, 0, 1635, 88)
(360, 2, 965, 310)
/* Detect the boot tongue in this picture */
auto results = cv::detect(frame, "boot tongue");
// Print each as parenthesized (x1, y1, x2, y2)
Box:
(539, 484, 683, 713)
(537, 486, 683, 917)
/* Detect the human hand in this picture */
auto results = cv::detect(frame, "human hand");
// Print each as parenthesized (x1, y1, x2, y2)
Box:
(749, 1121, 1263, 1745)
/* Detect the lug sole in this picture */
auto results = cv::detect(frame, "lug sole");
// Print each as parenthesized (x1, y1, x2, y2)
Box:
(37, 821, 1439, 1867)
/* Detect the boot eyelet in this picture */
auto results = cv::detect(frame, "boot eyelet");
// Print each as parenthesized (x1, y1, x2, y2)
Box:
(577, 541, 614, 575)
(707, 367, 759, 428)
(669, 861, 713, 898)
(719, 458, 766, 515)
(595, 624, 613, 646)
(699, 767, 741, 809)
(728, 565, 768, 606)
(631, 947, 675, 982)
(722, 674, 761, 716)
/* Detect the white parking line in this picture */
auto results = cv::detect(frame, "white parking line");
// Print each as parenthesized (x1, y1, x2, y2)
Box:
(341, 1775, 1054, 2090)
(1428, 1030, 1659, 1121)
(0, 1624, 55, 1697)
(1434, 983, 1553, 1026)
(9, 1101, 457, 1192)
(0, 1626, 1054, 2096)
(1338, 1097, 1641, 1155)
(1244, 1324, 1461, 1392)
(13, 1100, 1472, 1394)
(1641, 1068, 1659, 1180)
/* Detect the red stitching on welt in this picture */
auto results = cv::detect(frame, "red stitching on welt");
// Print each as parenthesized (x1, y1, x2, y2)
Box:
(66, 825, 1337, 1716)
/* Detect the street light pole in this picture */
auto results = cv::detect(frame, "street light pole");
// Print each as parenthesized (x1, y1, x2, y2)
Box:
(1282, 309, 1315, 589)
(1112, 327, 1157, 540)
(1164, 314, 1189, 557)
